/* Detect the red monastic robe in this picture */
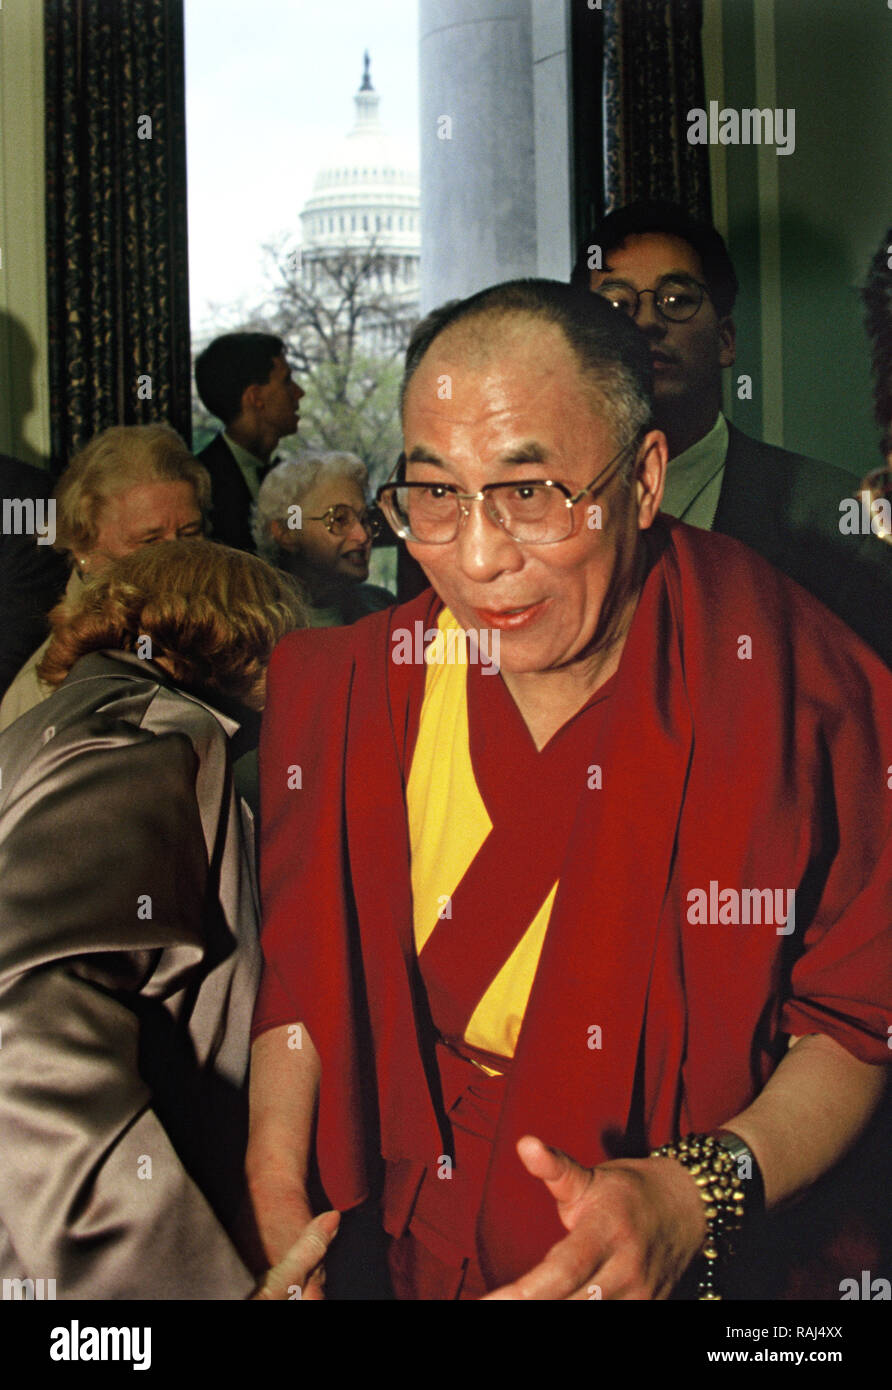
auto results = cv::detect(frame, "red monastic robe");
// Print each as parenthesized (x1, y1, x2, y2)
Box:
(253, 518, 892, 1296)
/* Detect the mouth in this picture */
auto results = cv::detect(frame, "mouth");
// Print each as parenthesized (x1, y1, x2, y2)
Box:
(650, 350, 674, 372)
(471, 600, 548, 631)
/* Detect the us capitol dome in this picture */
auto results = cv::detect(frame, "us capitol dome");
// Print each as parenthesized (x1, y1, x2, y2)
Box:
(299, 53, 420, 314)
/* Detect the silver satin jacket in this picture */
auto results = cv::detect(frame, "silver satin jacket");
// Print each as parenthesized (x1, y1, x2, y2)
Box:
(0, 650, 261, 1298)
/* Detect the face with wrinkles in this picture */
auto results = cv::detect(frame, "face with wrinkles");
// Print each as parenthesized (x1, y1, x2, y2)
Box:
(401, 314, 664, 677)
(80, 480, 204, 574)
(274, 476, 372, 584)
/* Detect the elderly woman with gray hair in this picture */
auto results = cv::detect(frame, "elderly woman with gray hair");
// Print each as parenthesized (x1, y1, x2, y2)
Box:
(252, 451, 393, 627)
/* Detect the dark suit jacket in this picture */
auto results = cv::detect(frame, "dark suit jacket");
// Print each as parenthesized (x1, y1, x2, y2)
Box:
(0, 455, 68, 699)
(0, 652, 260, 1297)
(712, 425, 891, 666)
(197, 433, 257, 553)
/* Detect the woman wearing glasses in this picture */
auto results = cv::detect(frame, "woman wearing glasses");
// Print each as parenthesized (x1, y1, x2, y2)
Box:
(252, 452, 393, 627)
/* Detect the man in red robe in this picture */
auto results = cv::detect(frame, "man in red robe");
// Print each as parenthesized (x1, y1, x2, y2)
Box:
(246, 282, 892, 1300)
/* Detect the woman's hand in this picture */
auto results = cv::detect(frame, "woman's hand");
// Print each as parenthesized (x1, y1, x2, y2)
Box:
(250, 1209, 340, 1301)
(481, 1136, 706, 1300)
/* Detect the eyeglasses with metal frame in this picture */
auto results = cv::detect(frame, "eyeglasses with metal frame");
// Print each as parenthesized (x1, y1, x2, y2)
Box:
(375, 435, 642, 546)
(595, 274, 711, 323)
(303, 503, 382, 538)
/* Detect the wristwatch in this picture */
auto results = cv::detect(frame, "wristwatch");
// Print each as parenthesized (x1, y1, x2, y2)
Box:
(711, 1129, 765, 1222)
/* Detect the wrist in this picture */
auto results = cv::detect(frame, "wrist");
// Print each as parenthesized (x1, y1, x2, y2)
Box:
(710, 1128, 765, 1221)
(646, 1153, 709, 1250)
(649, 1133, 748, 1300)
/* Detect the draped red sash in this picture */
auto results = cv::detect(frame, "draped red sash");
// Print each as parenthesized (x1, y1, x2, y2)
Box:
(418, 660, 614, 1049)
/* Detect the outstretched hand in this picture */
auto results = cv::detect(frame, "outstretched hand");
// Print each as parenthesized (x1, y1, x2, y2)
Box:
(480, 1136, 706, 1300)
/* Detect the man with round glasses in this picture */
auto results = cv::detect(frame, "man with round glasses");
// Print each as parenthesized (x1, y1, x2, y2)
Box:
(572, 201, 891, 667)
(247, 280, 892, 1301)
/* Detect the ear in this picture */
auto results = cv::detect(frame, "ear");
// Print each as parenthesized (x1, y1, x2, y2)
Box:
(271, 519, 300, 551)
(718, 315, 736, 369)
(241, 380, 265, 416)
(634, 430, 668, 529)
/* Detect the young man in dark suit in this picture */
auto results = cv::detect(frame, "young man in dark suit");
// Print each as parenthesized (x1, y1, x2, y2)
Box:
(571, 202, 891, 666)
(195, 333, 304, 552)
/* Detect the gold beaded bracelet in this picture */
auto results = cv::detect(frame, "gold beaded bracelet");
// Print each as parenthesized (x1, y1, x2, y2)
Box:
(648, 1133, 746, 1300)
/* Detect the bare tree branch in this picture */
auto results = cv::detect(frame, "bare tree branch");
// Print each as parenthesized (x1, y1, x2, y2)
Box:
(205, 232, 419, 488)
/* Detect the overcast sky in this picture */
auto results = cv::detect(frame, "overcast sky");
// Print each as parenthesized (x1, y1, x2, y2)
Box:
(184, 0, 419, 334)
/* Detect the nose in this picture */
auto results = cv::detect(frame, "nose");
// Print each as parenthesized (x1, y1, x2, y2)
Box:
(293, 382, 305, 402)
(634, 293, 667, 337)
(454, 495, 523, 583)
(346, 516, 370, 545)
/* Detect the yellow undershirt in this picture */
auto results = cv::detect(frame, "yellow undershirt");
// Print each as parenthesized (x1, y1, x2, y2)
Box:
(406, 608, 558, 1061)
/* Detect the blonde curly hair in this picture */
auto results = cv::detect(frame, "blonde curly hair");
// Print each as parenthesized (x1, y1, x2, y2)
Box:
(38, 539, 306, 710)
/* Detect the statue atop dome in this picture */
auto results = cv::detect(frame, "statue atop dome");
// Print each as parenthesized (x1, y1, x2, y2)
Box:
(354, 50, 380, 130)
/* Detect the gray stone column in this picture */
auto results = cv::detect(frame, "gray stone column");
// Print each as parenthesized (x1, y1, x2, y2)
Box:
(531, 0, 573, 281)
(419, 0, 537, 311)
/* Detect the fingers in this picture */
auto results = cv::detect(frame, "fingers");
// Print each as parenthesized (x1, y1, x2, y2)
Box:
(516, 1134, 594, 1208)
(486, 1151, 700, 1301)
(481, 1223, 610, 1301)
(251, 1209, 340, 1301)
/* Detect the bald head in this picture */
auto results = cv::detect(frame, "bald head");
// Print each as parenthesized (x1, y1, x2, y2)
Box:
(401, 280, 654, 462)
